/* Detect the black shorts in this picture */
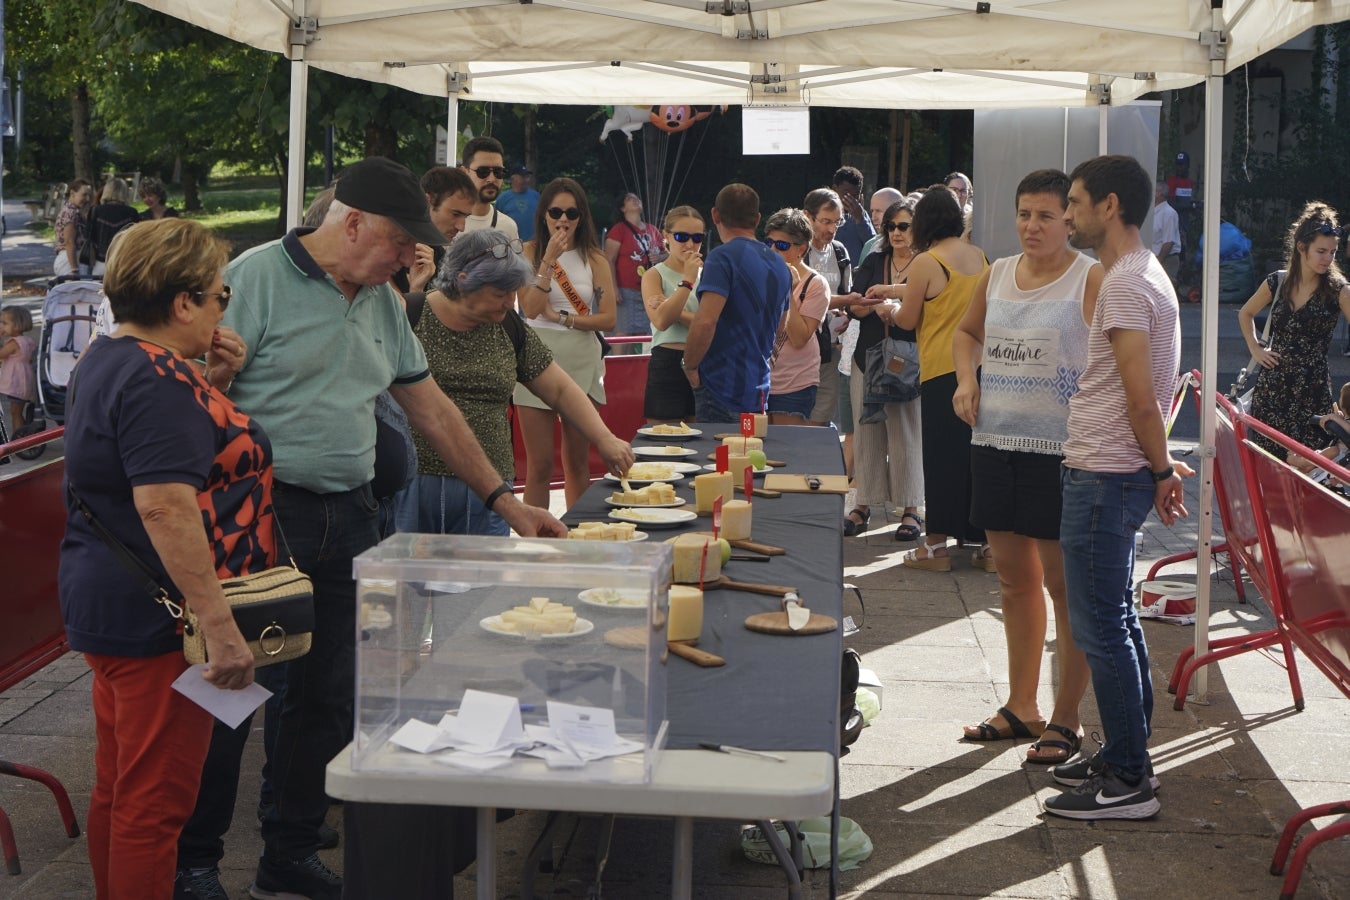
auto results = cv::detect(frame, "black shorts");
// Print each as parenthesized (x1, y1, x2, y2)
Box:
(644, 344, 696, 421)
(969, 444, 1065, 540)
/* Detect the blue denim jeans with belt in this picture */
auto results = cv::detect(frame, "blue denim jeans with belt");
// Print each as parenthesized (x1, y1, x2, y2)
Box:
(1060, 466, 1156, 784)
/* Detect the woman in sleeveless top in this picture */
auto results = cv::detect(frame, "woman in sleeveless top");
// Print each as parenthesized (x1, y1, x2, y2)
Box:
(642, 205, 704, 423)
(952, 170, 1103, 759)
(870, 184, 989, 571)
(516, 177, 618, 508)
(1238, 201, 1350, 458)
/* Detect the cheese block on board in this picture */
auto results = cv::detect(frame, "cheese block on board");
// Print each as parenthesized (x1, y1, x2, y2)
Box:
(721, 435, 763, 454)
(667, 585, 704, 641)
(720, 499, 752, 540)
(671, 533, 722, 583)
(693, 471, 734, 514)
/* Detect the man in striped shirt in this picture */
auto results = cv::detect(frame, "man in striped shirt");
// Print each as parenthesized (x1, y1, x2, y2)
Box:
(1043, 155, 1192, 822)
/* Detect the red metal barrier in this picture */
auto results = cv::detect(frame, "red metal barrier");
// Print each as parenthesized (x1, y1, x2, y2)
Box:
(511, 339, 651, 489)
(0, 428, 68, 692)
(0, 426, 80, 875)
(1167, 391, 1304, 711)
(1228, 412, 1350, 899)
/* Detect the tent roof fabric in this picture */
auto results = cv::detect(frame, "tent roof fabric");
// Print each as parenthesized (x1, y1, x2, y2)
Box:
(132, 0, 1350, 109)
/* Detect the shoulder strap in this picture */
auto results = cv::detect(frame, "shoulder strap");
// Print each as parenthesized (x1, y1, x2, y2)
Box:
(66, 482, 181, 615)
(502, 308, 528, 358)
(798, 271, 818, 302)
(405, 291, 427, 330)
(490, 207, 499, 228)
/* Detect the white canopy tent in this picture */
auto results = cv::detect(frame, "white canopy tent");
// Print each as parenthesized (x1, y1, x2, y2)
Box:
(135, 0, 1350, 702)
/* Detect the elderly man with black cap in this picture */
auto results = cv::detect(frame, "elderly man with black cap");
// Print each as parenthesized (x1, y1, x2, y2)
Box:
(172, 157, 565, 900)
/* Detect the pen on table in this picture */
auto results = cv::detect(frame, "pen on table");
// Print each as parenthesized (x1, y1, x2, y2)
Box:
(698, 742, 786, 762)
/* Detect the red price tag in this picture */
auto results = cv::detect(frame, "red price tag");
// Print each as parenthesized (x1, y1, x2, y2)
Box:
(715, 445, 729, 473)
(698, 538, 709, 590)
(740, 413, 755, 437)
(712, 494, 722, 537)
(743, 465, 754, 500)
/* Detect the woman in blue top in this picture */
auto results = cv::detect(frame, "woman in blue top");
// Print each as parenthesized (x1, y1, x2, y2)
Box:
(59, 218, 267, 898)
(641, 205, 704, 423)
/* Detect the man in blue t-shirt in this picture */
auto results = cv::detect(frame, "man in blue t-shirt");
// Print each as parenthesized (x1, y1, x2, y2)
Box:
(682, 183, 792, 423)
(495, 165, 540, 241)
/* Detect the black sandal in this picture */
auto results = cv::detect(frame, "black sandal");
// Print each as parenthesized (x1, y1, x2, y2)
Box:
(842, 507, 870, 537)
(962, 706, 1046, 742)
(894, 512, 924, 542)
(1025, 723, 1083, 765)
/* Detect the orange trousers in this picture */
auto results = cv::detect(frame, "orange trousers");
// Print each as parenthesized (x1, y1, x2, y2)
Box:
(85, 651, 213, 900)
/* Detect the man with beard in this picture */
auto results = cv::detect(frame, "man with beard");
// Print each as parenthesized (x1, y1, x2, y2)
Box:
(459, 136, 520, 240)
(1043, 154, 1190, 823)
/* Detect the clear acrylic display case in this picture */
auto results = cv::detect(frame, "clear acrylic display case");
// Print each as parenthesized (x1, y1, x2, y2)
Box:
(351, 534, 672, 784)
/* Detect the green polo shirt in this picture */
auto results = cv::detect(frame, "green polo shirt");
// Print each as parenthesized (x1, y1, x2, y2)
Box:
(223, 229, 430, 493)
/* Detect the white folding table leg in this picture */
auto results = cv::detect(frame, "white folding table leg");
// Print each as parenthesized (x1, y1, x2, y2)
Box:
(671, 816, 693, 898)
(476, 806, 497, 900)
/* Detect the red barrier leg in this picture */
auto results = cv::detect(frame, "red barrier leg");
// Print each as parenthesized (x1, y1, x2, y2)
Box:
(0, 804, 19, 875)
(1171, 628, 1292, 710)
(0, 762, 80, 838)
(1270, 801, 1350, 899)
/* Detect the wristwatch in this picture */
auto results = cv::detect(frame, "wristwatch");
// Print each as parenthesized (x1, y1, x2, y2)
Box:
(1150, 464, 1176, 483)
(558, 309, 573, 329)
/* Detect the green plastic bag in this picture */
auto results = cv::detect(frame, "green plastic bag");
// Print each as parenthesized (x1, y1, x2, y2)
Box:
(740, 816, 874, 871)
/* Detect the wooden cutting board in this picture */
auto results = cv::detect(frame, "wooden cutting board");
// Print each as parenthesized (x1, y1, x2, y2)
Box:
(762, 474, 851, 494)
(744, 611, 838, 635)
(603, 627, 724, 666)
(700, 577, 798, 597)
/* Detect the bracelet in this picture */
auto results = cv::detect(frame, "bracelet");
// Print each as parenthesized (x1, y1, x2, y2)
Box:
(483, 481, 514, 510)
(678, 279, 694, 292)
(1150, 464, 1176, 483)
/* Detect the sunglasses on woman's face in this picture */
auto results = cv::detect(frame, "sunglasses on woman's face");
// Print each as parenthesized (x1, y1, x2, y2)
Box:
(883, 221, 912, 233)
(762, 238, 799, 252)
(194, 286, 232, 311)
(671, 231, 704, 244)
(547, 207, 581, 221)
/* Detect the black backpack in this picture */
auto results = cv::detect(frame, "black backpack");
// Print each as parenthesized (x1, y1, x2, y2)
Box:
(816, 241, 852, 360)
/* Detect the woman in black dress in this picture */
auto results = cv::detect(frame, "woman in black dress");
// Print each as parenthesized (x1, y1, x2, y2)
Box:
(1239, 202, 1350, 457)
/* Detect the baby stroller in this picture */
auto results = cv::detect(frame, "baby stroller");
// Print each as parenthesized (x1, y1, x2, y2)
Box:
(11, 277, 102, 460)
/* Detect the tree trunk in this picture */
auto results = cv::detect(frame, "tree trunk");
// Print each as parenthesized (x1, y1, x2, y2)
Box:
(523, 106, 537, 174)
(70, 81, 94, 181)
(182, 167, 202, 212)
(364, 120, 399, 159)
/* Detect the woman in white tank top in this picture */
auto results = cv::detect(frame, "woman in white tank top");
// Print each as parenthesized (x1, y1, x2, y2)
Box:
(951, 170, 1103, 764)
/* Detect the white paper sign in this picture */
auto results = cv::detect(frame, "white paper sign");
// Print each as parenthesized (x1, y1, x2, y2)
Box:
(742, 107, 810, 155)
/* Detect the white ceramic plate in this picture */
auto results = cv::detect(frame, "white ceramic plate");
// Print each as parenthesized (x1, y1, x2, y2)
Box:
(603, 495, 687, 509)
(608, 508, 699, 528)
(702, 463, 771, 476)
(665, 462, 704, 474)
(636, 426, 703, 440)
(479, 615, 595, 639)
(577, 588, 649, 610)
(633, 445, 699, 458)
(603, 470, 686, 485)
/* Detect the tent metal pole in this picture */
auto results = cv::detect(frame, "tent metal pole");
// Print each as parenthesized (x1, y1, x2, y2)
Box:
(1193, 21, 1226, 703)
(286, 2, 311, 229)
(447, 95, 459, 165)
(1098, 104, 1108, 154)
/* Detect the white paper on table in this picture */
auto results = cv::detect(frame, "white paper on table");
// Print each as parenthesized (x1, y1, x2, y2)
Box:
(389, 718, 457, 754)
(520, 746, 586, 768)
(437, 690, 525, 754)
(171, 665, 272, 729)
(434, 752, 515, 772)
(546, 701, 626, 760)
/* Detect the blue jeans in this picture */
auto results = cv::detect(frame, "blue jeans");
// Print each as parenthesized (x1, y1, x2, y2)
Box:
(393, 474, 509, 536)
(692, 385, 740, 425)
(261, 480, 380, 861)
(1060, 466, 1156, 783)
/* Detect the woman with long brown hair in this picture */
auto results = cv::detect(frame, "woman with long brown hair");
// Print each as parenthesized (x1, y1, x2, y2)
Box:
(515, 177, 618, 507)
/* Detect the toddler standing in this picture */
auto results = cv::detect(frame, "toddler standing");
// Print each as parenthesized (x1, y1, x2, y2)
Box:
(0, 306, 37, 435)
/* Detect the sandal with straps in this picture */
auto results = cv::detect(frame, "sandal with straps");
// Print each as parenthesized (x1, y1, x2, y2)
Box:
(1026, 723, 1083, 764)
(842, 507, 870, 537)
(894, 512, 924, 542)
(962, 706, 1046, 742)
(902, 541, 950, 572)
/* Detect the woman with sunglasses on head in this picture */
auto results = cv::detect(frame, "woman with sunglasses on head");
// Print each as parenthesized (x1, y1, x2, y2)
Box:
(1239, 201, 1350, 458)
(846, 199, 925, 540)
(516, 177, 619, 508)
(641, 205, 705, 424)
(398, 229, 632, 534)
(763, 208, 831, 423)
